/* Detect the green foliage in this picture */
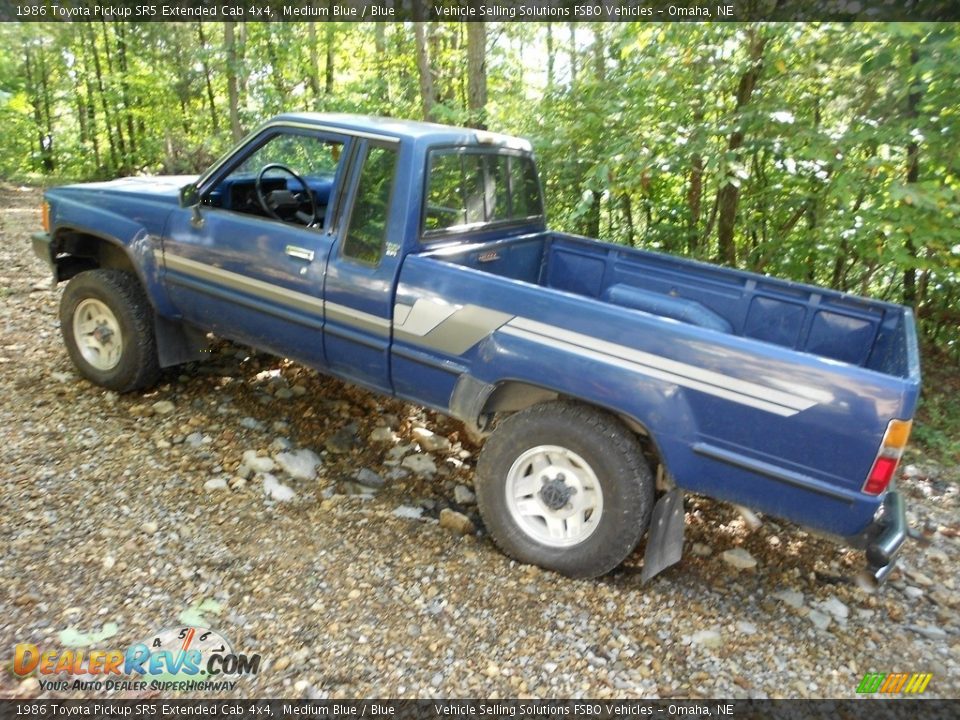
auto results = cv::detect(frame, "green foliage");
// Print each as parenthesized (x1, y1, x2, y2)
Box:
(0, 21, 958, 367)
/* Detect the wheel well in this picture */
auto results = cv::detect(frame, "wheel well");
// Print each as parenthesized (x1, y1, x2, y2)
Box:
(480, 381, 667, 481)
(52, 231, 137, 282)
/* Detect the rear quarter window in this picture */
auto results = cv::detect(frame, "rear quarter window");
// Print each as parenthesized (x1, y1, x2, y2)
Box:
(422, 149, 543, 239)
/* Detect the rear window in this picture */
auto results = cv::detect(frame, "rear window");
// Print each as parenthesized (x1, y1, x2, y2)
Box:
(423, 149, 543, 238)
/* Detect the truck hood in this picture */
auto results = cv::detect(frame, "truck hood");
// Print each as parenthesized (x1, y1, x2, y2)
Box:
(53, 175, 198, 205)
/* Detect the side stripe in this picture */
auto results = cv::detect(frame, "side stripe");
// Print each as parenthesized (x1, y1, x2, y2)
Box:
(501, 318, 819, 417)
(164, 253, 389, 335)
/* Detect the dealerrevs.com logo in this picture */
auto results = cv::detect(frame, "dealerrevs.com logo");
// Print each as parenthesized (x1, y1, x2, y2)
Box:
(14, 626, 261, 692)
(856, 672, 933, 694)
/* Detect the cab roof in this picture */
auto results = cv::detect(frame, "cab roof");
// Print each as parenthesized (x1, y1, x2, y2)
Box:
(272, 112, 533, 152)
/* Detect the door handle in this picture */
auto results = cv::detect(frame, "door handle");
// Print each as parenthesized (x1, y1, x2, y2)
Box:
(285, 245, 315, 262)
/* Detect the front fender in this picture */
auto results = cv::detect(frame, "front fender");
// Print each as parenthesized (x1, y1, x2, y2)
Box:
(47, 193, 177, 317)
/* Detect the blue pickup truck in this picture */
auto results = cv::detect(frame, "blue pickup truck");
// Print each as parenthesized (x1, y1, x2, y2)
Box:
(33, 113, 920, 584)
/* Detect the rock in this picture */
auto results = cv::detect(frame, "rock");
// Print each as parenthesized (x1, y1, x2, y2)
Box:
(228, 476, 247, 491)
(439, 508, 475, 535)
(239, 416, 264, 431)
(355, 468, 385, 489)
(691, 629, 722, 648)
(927, 548, 949, 564)
(906, 624, 948, 640)
(274, 449, 321, 481)
(691, 542, 713, 557)
(51, 371, 72, 383)
(263, 473, 296, 502)
(413, 427, 451, 453)
(343, 481, 376, 497)
(142, 521, 159, 535)
(325, 427, 356, 455)
(402, 453, 437, 476)
(807, 609, 832, 631)
(393, 505, 424, 520)
(774, 590, 805, 609)
(274, 388, 294, 400)
(102, 555, 116, 570)
(152, 400, 176, 415)
(291, 384, 307, 397)
(903, 586, 924, 600)
(430, 672, 443, 688)
(272, 656, 291, 672)
(242, 450, 276, 474)
(269, 437, 293, 454)
(905, 569, 934, 587)
(819, 596, 849, 620)
(370, 427, 395, 443)
(204, 478, 228, 491)
(454, 484, 476, 505)
(185, 431, 205, 446)
(543, 662, 558, 674)
(736, 621, 757, 635)
(721, 548, 757, 570)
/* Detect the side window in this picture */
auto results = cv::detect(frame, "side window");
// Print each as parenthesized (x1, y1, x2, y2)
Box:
(423, 149, 544, 237)
(208, 131, 344, 226)
(425, 153, 466, 231)
(342, 145, 398, 265)
(510, 156, 542, 220)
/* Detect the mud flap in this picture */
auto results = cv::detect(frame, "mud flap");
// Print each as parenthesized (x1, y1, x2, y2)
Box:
(641, 488, 685, 583)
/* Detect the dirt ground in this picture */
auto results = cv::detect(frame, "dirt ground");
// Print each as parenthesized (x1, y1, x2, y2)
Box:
(1, 183, 958, 700)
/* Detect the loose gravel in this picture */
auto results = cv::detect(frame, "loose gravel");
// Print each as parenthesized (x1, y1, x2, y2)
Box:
(1, 184, 958, 700)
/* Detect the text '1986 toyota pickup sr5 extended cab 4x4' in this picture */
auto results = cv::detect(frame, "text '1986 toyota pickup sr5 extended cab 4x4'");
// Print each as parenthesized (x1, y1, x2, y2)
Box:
(34, 114, 921, 584)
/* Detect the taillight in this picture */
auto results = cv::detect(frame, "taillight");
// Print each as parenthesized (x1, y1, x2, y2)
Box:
(863, 419, 912, 495)
(41, 201, 50, 232)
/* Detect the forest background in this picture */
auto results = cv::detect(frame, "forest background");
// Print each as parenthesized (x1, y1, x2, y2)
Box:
(1, 20, 957, 462)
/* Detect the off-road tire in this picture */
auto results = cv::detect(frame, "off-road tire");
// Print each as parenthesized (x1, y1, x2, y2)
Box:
(476, 400, 654, 578)
(60, 269, 160, 392)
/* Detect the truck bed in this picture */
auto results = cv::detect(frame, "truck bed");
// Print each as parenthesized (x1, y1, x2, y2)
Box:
(425, 231, 917, 380)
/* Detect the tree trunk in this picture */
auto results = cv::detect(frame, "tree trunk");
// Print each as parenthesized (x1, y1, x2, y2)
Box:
(23, 41, 54, 173)
(324, 19, 335, 95)
(903, 46, 921, 309)
(306, 22, 320, 103)
(546, 23, 555, 89)
(84, 25, 118, 170)
(197, 23, 220, 131)
(79, 45, 102, 172)
(225, 21, 243, 140)
(100, 21, 127, 165)
(715, 28, 766, 265)
(466, 16, 487, 129)
(412, 11, 437, 121)
(593, 26, 605, 81)
(568, 23, 577, 83)
(374, 23, 388, 106)
(114, 22, 137, 159)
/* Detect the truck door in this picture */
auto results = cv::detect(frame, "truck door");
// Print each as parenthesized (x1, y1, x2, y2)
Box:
(322, 138, 402, 393)
(162, 127, 352, 367)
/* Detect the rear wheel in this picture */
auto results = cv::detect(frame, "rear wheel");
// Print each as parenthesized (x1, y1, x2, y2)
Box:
(476, 401, 654, 578)
(60, 269, 160, 392)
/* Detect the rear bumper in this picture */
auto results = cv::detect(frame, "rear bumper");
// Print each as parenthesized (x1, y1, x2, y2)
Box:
(862, 486, 908, 584)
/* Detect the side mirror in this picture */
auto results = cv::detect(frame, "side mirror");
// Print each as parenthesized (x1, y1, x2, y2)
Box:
(179, 183, 200, 208)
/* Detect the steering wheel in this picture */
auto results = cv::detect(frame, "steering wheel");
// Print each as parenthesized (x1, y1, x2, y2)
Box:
(255, 163, 318, 226)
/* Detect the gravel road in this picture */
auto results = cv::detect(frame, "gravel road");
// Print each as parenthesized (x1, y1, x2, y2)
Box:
(1, 184, 958, 700)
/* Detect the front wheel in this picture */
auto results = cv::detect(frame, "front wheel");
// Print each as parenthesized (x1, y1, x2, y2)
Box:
(59, 269, 160, 392)
(476, 401, 654, 578)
